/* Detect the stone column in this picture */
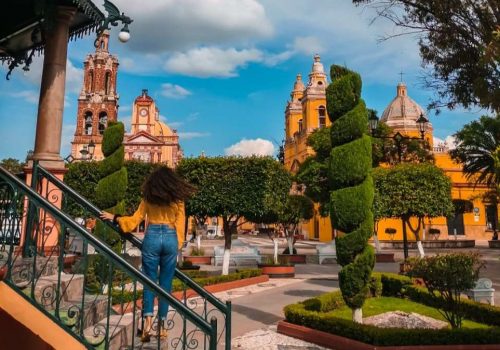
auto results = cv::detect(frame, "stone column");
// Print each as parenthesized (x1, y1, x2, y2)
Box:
(32, 6, 76, 169)
(22, 6, 76, 256)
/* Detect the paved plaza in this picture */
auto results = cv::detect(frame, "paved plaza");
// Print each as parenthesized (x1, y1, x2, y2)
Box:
(182, 236, 500, 349)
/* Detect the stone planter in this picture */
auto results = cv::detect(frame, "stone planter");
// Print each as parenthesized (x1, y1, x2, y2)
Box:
(488, 240, 500, 249)
(258, 264, 295, 278)
(380, 240, 475, 249)
(183, 255, 212, 265)
(375, 253, 395, 263)
(278, 254, 307, 264)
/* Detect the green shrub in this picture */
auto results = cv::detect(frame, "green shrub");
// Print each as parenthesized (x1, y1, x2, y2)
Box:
(380, 273, 412, 297)
(283, 289, 500, 346)
(380, 272, 500, 327)
(369, 273, 382, 297)
(329, 135, 372, 189)
(407, 253, 485, 328)
(101, 122, 124, 157)
(189, 247, 205, 256)
(330, 101, 367, 147)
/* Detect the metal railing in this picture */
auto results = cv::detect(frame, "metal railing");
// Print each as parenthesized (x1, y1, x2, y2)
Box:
(0, 165, 223, 349)
(33, 162, 231, 349)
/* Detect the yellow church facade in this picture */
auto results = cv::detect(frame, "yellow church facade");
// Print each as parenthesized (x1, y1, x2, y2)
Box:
(283, 56, 497, 242)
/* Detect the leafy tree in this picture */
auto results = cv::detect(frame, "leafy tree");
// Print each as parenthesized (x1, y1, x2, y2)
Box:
(64, 160, 159, 217)
(297, 116, 432, 216)
(370, 115, 434, 167)
(327, 65, 375, 323)
(278, 195, 314, 255)
(408, 253, 485, 328)
(353, 0, 500, 112)
(373, 163, 454, 258)
(177, 156, 292, 275)
(123, 160, 161, 215)
(0, 158, 26, 174)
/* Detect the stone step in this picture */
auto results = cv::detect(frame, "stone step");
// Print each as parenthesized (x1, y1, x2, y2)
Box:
(30, 273, 84, 310)
(84, 312, 141, 350)
(61, 294, 109, 330)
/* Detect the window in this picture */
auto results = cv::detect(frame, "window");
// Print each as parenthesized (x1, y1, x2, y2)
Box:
(298, 119, 303, 133)
(98, 112, 107, 135)
(319, 106, 326, 128)
(104, 72, 111, 95)
(84, 112, 93, 135)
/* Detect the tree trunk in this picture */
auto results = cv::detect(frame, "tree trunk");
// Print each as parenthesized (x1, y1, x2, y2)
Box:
(196, 235, 201, 251)
(273, 239, 279, 264)
(408, 217, 425, 257)
(222, 217, 233, 276)
(402, 217, 409, 260)
(353, 308, 363, 323)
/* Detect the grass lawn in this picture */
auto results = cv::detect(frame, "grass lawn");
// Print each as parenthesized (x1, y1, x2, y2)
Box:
(331, 297, 489, 329)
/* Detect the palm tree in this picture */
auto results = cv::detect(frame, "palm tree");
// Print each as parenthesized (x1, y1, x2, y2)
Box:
(450, 115, 500, 187)
(450, 115, 500, 239)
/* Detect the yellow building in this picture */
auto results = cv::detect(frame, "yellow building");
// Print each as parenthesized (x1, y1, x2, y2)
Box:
(283, 55, 333, 241)
(283, 58, 497, 242)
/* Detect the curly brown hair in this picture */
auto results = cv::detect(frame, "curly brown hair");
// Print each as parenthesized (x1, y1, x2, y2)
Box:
(142, 166, 196, 206)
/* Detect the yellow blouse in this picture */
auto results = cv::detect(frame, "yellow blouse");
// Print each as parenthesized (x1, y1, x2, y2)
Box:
(116, 200, 185, 249)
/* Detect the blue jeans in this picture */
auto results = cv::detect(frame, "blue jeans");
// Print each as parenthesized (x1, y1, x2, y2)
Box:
(142, 224, 178, 320)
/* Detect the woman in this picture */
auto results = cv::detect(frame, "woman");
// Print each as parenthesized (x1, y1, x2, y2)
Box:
(100, 166, 194, 342)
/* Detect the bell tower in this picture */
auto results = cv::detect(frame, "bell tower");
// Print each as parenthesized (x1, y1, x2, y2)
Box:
(71, 30, 119, 161)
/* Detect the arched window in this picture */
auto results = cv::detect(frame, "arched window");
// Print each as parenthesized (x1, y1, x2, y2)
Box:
(84, 112, 93, 135)
(104, 72, 111, 95)
(318, 106, 326, 128)
(298, 119, 303, 133)
(98, 112, 107, 135)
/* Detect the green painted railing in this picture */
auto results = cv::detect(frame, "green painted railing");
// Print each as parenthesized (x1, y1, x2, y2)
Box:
(34, 162, 231, 349)
(0, 165, 222, 349)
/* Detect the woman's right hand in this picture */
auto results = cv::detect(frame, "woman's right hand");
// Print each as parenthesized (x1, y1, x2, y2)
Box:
(100, 211, 114, 221)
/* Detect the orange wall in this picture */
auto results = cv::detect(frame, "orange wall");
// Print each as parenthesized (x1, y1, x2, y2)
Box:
(0, 282, 85, 350)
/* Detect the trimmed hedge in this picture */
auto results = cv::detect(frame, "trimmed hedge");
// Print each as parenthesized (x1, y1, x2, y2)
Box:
(111, 269, 262, 305)
(283, 272, 500, 346)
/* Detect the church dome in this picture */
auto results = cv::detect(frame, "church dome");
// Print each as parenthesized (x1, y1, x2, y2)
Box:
(154, 120, 174, 137)
(381, 82, 431, 132)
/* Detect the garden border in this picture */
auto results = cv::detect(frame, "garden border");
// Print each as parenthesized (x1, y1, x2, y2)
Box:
(277, 321, 500, 350)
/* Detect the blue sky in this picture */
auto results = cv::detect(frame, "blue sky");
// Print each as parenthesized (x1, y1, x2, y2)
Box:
(0, 0, 487, 161)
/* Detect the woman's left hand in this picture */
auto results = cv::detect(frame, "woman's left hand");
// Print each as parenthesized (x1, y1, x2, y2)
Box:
(100, 211, 114, 221)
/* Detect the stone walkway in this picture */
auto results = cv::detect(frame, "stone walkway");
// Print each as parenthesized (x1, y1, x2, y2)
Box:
(232, 326, 327, 350)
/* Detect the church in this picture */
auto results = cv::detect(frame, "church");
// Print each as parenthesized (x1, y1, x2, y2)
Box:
(283, 55, 497, 242)
(70, 32, 181, 167)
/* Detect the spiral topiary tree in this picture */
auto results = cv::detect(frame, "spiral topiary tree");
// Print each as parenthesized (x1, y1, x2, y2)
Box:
(94, 121, 127, 251)
(327, 65, 375, 323)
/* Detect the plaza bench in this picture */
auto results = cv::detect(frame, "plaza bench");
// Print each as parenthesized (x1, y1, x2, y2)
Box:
(466, 278, 495, 305)
(213, 239, 261, 266)
(316, 241, 337, 264)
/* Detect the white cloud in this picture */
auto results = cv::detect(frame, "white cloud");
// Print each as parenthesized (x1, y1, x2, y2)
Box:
(263, 50, 295, 66)
(224, 138, 275, 157)
(119, 105, 131, 112)
(9, 90, 39, 104)
(164, 47, 263, 78)
(290, 36, 324, 55)
(109, 0, 273, 53)
(160, 83, 192, 99)
(433, 135, 457, 150)
(178, 131, 210, 140)
(61, 123, 76, 157)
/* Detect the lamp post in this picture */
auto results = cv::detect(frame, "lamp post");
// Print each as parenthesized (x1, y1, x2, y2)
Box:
(369, 111, 429, 163)
(369, 111, 429, 260)
(65, 141, 95, 163)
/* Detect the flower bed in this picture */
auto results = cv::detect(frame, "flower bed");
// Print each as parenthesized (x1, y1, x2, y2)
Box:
(281, 273, 500, 348)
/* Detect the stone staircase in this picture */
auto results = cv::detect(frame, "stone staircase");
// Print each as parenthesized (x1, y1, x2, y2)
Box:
(9, 255, 169, 350)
